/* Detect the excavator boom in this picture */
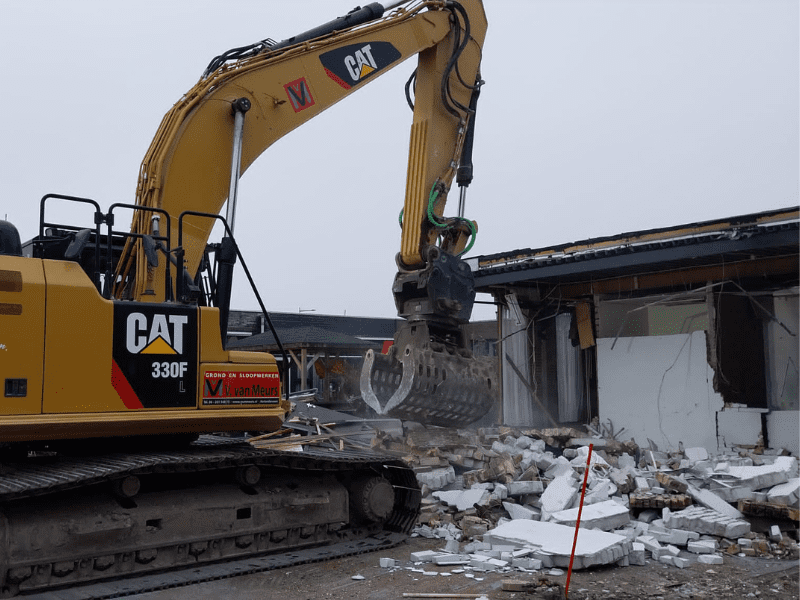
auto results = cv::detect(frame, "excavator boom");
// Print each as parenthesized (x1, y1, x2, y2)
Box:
(116, 0, 495, 427)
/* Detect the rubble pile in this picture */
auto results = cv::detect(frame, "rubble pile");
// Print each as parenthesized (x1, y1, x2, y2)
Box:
(372, 425, 800, 572)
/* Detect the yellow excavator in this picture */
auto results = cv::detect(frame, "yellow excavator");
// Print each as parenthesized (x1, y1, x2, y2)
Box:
(0, 0, 491, 595)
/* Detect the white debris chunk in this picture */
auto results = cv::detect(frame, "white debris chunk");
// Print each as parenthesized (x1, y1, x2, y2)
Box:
(687, 485, 744, 519)
(416, 466, 456, 491)
(664, 505, 750, 538)
(540, 474, 578, 515)
(766, 478, 800, 506)
(507, 480, 544, 495)
(684, 447, 709, 462)
(483, 519, 631, 569)
(687, 540, 717, 554)
(549, 499, 631, 531)
(503, 501, 539, 520)
(697, 554, 724, 565)
(433, 488, 491, 512)
(724, 457, 797, 490)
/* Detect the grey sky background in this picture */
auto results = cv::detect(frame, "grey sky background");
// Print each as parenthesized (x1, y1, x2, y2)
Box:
(1, 0, 797, 321)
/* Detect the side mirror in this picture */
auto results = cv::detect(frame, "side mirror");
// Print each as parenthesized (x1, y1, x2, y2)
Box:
(64, 229, 92, 261)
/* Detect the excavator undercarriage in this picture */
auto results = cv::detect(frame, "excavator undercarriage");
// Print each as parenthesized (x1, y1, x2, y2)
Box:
(0, 437, 419, 597)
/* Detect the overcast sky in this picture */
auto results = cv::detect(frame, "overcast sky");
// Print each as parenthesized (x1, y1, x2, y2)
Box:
(1, 0, 797, 320)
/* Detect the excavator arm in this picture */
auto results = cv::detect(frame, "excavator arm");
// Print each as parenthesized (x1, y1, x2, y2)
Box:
(117, 0, 494, 426)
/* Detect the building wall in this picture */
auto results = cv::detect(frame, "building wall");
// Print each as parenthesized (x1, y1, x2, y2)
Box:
(595, 288, 800, 454)
(597, 331, 723, 450)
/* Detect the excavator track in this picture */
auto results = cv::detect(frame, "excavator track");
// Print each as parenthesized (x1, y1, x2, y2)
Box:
(0, 437, 420, 598)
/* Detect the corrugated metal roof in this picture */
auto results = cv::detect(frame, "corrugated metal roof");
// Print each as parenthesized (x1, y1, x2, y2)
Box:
(473, 207, 799, 289)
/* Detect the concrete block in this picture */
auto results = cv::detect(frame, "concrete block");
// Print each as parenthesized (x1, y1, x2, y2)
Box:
(410, 550, 442, 563)
(637, 509, 659, 523)
(636, 535, 662, 556)
(708, 482, 756, 503)
(549, 499, 631, 531)
(635, 477, 650, 491)
(545, 461, 577, 480)
(462, 541, 491, 553)
(663, 505, 750, 538)
(769, 525, 783, 542)
(766, 478, 800, 506)
(687, 540, 717, 554)
(697, 553, 724, 565)
(416, 466, 456, 491)
(511, 557, 542, 570)
(379, 557, 396, 568)
(500, 501, 535, 520)
(649, 528, 692, 546)
(433, 554, 470, 566)
(515, 436, 536, 449)
(629, 542, 647, 565)
(672, 556, 690, 568)
(618, 453, 637, 470)
(507, 480, 544, 496)
(540, 475, 578, 514)
(492, 483, 509, 500)
(445, 539, 461, 553)
(469, 555, 508, 571)
(490, 544, 519, 553)
(664, 544, 680, 556)
(433, 489, 491, 512)
(655, 471, 688, 493)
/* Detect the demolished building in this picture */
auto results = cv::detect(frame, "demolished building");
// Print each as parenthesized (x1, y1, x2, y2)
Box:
(472, 206, 799, 454)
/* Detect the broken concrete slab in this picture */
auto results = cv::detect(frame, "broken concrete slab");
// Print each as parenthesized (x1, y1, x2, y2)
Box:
(723, 456, 797, 490)
(663, 505, 751, 538)
(410, 550, 442, 563)
(506, 480, 544, 496)
(502, 501, 539, 521)
(548, 499, 631, 531)
(766, 477, 800, 506)
(469, 555, 509, 571)
(540, 474, 578, 515)
(687, 484, 744, 519)
(433, 488, 490, 512)
(483, 519, 631, 569)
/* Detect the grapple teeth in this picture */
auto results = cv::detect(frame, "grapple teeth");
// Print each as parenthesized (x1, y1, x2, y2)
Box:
(360, 345, 495, 428)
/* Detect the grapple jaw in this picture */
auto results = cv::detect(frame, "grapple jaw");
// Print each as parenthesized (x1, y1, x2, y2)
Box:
(360, 322, 495, 428)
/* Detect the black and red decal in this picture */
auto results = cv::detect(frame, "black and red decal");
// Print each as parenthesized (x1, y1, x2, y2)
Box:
(112, 302, 197, 409)
(320, 42, 401, 89)
(284, 78, 316, 112)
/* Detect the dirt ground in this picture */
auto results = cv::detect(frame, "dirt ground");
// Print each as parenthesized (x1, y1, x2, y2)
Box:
(135, 536, 799, 600)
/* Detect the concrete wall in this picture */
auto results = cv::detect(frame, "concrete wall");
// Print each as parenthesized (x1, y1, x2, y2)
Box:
(767, 410, 800, 454)
(500, 303, 536, 427)
(597, 331, 724, 450)
(766, 291, 799, 411)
